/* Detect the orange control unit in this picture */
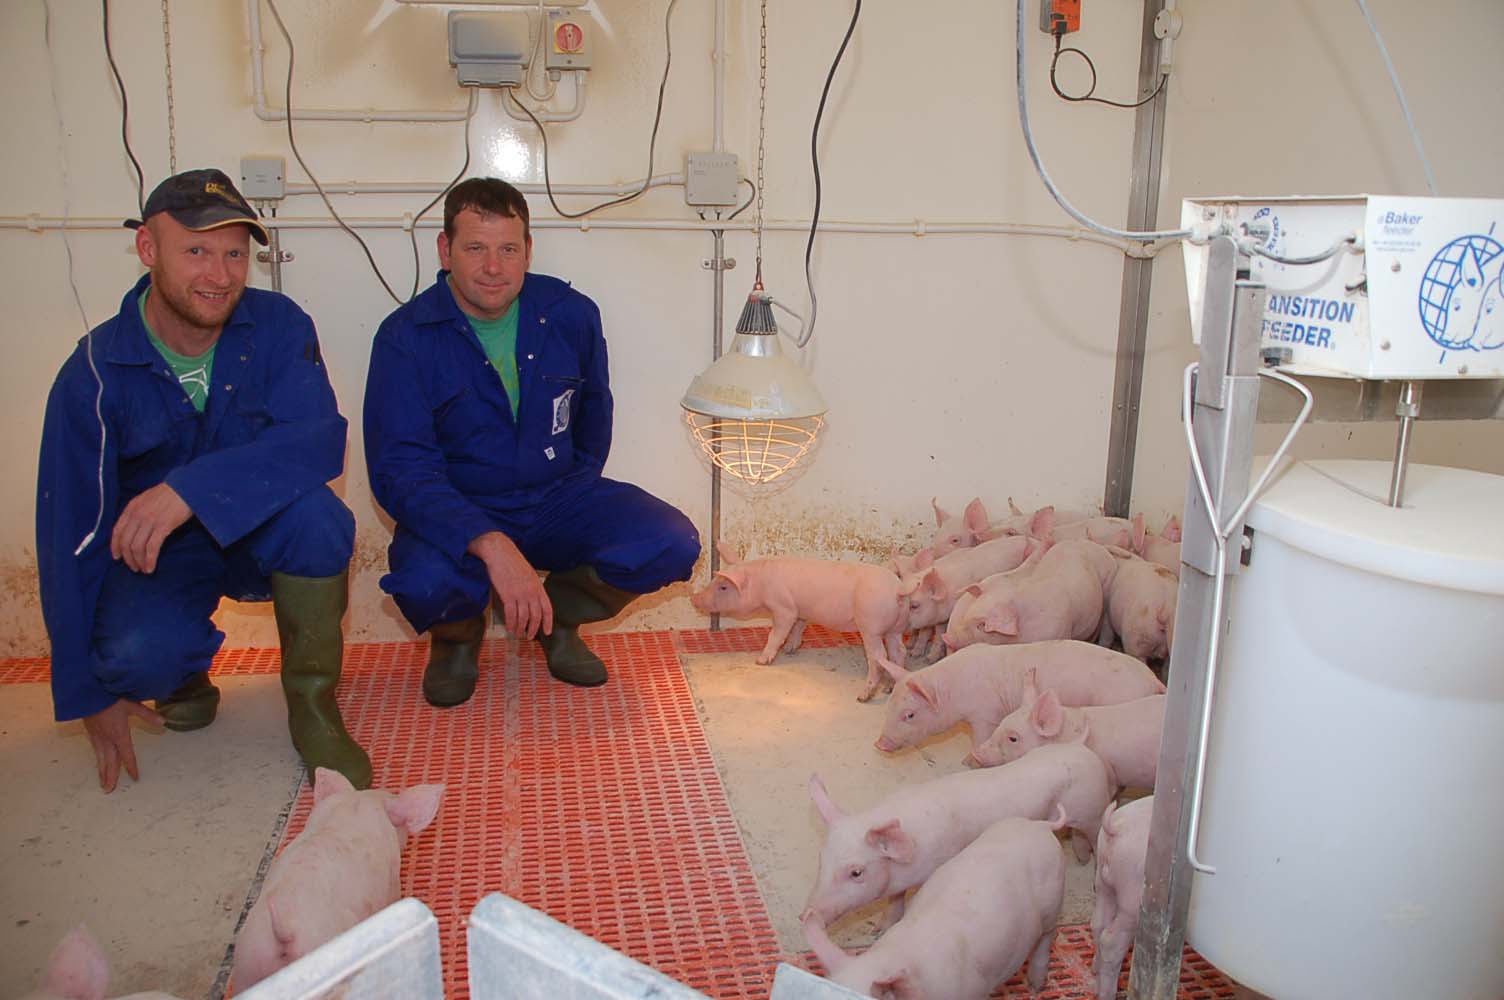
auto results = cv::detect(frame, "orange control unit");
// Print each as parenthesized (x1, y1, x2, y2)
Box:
(1040, 0, 1082, 35)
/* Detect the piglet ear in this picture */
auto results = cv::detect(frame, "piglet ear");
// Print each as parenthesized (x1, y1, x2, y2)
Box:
(878, 656, 908, 684)
(1131, 513, 1148, 554)
(1028, 505, 1057, 538)
(386, 783, 446, 837)
(982, 603, 1020, 638)
(808, 774, 844, 826)
(909, 677, 938, 709)
(313, 767, 356, 806)
(931, 497, 949, 527)
(1031, 690, 1064, 738)
(39, 926, 110, 1000)
(963, 498, 989, 533)
(1021, 666, 1040, 702)
(865, 819, 917, 864)
(712, 568, 745, 595)
(1163, 515, 1182, 542)
(1008, 496, 1025, 516)
(715, 540, 741, 566)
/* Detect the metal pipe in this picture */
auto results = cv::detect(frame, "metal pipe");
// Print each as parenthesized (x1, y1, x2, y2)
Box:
(282, 175, 686, 198)
(713, 0, 726, 152)
(709, 228, 726, 632)
(268, 220, 283, 292)
(1388, 380, 1422, 507)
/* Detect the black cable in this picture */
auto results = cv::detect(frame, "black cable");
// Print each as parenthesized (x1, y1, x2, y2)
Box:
(727, 177, 755, 222)
(101, 0, 145, 216)
(409, 94, 475, 301)
(263, 0, 406, 305)
(508, 0, 679, 220)
(1049, 30, 1166, 110)
(802, 0, 862, 348)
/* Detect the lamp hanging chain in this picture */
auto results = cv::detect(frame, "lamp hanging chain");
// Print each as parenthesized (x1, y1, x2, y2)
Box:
(161, 0, 176, 173)
(754, 0, 767, 288)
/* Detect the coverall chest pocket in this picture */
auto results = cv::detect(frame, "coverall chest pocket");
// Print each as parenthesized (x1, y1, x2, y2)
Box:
(540, 373, 583, 436)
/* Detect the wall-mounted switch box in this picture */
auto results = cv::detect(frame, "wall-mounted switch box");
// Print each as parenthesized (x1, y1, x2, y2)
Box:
(685, 152, 740, 207)
(240, 156, 286, 200)
(545, 10, 593, 72)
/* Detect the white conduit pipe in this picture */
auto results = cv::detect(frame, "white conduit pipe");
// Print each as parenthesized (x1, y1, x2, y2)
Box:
(501, 73, 589, 124)
(713, 0, 725, 152)
(0, 215, 1159, 254)
(282, 175, 686, 198)
(248, 0, 470, 123)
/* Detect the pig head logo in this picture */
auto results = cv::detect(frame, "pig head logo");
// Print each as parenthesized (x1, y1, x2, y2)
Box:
(1418, 231, 1504, 361)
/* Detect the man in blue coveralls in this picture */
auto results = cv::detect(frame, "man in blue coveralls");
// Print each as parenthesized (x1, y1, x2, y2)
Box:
(36, 169, 372, 792)
(364, 177, 700, 704)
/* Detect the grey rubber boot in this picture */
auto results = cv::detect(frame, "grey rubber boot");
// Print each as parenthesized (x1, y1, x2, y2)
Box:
(271, 570, 373, 790)
(539, 566, 639, 687)
(423, 614, 486, 707)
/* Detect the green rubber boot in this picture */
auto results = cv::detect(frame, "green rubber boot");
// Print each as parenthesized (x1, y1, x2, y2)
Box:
(271, 570, 373, 790)
(423, 614, 486, 707)
(155, 672, 221, 732)
(539, 566, 639, 687)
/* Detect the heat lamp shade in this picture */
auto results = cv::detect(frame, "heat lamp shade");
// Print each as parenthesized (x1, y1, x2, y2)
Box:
(679, 333, 828, 421)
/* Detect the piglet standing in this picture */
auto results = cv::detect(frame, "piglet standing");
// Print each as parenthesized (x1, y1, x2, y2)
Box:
(803, 743, 1111, 928)
(942, 540, 1119, 653)
(873, 641, 1164, 754)
(898, 534, 1039, 663)
(1131, 513, 1182, 576)
(1090, 796, 1154, 999)
(802, 809, 1067, 1000)
(231, 769, 445, 989)
(21, 925, 182, 1000)
(690, 543, 906, 701)
(970, 669, 1165, 792)
(1103, 552, 1179, 663)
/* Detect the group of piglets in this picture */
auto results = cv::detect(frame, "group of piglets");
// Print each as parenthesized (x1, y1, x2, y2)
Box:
(690, 496, 1178, 998)
(20, 770, 445, 998)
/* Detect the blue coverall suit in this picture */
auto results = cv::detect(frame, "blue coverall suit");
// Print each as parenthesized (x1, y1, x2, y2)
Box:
(36, 274, 355, 722)
(363, 271, 699, 634)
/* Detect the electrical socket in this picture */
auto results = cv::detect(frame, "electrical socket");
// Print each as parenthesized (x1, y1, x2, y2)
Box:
(240, 156, 286, 200)
(685, 152, 740, 207)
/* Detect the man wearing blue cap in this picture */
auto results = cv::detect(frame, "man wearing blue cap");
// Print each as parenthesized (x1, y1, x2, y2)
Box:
(36, 168, 371, 792)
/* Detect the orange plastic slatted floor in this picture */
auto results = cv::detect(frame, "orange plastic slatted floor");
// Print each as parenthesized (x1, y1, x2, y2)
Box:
(3, 629, 1235, 999)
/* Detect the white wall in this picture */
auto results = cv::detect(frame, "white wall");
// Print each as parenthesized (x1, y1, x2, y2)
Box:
(2, 0, 1501, 655)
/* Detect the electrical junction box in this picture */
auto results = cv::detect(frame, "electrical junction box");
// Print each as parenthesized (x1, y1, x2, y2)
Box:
(449, 11, 530, 87)
(1040, 0, 1081, 35)
(545, 10, 593, 72)
(684, 152, 740, 207)
(239, 156, 286, 200)
(1183, 194, 1504, 380)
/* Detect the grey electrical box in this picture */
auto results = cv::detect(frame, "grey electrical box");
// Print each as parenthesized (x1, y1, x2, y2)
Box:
(685, 152, 741, 207)
(449, 12, 530, 87)
(544, 10, 593, 72)
(240, 156, 286, 200)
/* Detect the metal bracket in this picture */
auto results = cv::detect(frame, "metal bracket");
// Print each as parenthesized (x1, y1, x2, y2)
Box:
(257, 250, 295, 264)
(701, 257, 736, 271)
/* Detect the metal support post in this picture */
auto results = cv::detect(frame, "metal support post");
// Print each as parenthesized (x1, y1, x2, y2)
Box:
(708, 229, 726, 630)
(1387, 380, 1422, 507)
(1129, 237, 1266, 998)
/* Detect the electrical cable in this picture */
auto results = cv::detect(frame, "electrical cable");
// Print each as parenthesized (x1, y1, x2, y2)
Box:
(799, 0, 862, 349)
(1049, 30, 1166, 109)
(408, 88, 477, 300)
(262, 0, 407, 305)
(726, 177, 755, 222)
(1355, 0, 1438, 196)
(1247, 234, 1357, 267)
(505, 0, 679, 220)
(1014, 0, 1191, 244)
(48, 0, 107, 555)
(521, 0, 559, 103)
(101, 0, 145, 216)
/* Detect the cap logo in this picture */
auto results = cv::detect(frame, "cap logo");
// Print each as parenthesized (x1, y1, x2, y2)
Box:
(204, 181, 235, 203)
